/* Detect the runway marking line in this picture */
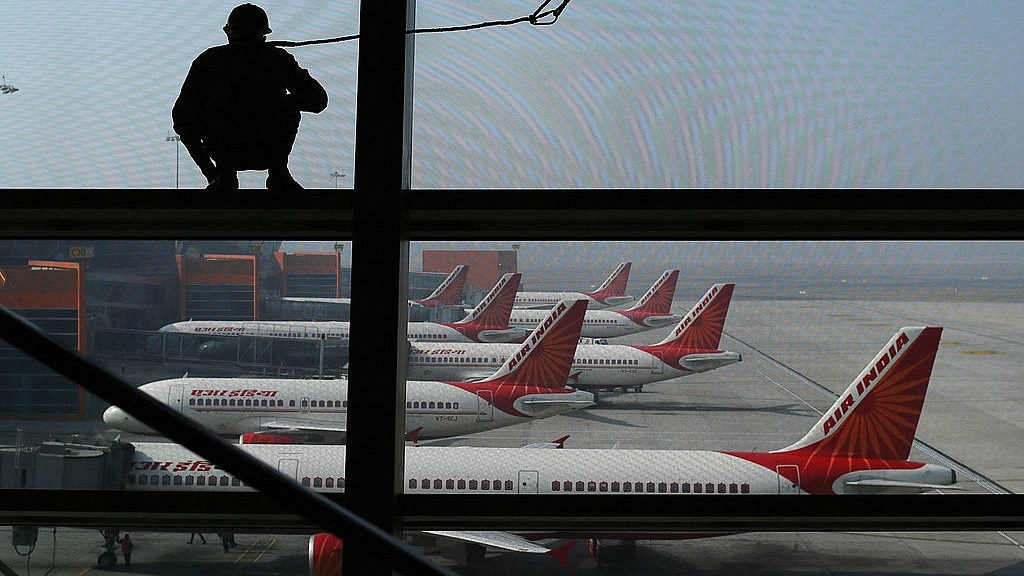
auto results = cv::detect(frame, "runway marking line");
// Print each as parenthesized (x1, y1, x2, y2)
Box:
(233, 538, 276, 566)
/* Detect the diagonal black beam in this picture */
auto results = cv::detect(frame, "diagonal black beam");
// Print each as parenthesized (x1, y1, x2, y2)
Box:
(0, 305, 456, 576)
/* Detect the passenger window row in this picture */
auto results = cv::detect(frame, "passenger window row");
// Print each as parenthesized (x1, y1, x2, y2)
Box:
(128, 473, 244, 487)
(410, 355, 638, 366)
(189, 398, 286, 407)
(301, 399, 348, 408)
(551, 480, 751, 494)
(301, 476, 346, 489)
(406, 401, 461, 410)
(414, 356, 500, 363)
(408, 478, 515, 491)
(127, 471, 348, 491)
(576, 358, 638, 365)
(187, 398, 350, 408)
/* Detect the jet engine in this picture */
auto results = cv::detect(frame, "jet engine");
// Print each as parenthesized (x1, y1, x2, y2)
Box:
(309, 533, 344, 576)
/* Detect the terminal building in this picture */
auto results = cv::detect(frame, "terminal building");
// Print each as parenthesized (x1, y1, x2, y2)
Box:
(0, 242, 515, 421)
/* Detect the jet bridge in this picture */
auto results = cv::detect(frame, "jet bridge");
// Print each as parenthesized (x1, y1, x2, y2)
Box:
(1, 440, 134, 562)
(0, 440, 133, 490)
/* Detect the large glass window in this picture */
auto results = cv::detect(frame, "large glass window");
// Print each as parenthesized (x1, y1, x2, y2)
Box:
(411, 1, 1024, 188)
(4, 1, 1024, 574)
(4, 3, 1024, 188)
(3, 238, 1024, 575)
(1, 3, 357, 189)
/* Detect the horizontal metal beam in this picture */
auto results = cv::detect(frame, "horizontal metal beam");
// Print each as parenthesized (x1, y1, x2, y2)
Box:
(2, 189, 1023, 239)
(2, 491, 1022, 533)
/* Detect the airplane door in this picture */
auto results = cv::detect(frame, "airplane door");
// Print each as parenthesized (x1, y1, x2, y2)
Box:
(518, 470, 539, 493)
(776, 465, 801, 494)
(278, 459, 299, 481)
(651, 351, 664, 374)
(300, 397, 310, 414)
(476, 391, 493, 422)
(167, 386, 185, 412)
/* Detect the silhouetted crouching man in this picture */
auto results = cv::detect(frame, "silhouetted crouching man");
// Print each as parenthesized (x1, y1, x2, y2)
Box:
(173, 3, 328, 190)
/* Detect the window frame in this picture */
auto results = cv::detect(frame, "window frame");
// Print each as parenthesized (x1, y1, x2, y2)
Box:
(3, 0, 1024, 572)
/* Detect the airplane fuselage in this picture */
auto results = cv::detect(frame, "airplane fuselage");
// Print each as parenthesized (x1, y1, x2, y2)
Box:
(160, 321, 350, 340)
(508, 309, 680, 339)
(125, 442, 955, 496)
(161, 320, 523, 344)
(103, 378, 593, 441)
(407, 342, 741, 390)
(513, 292, 616, 310)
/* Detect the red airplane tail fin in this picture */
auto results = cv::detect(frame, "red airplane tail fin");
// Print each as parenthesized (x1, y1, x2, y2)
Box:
(480, 299, 587, 387)
(654, 283, 734, 350)
(623, 269, 679, 315)
(584, 261, 631, 301)
(414, 264, 468, 308)
(773, 326, 943, 461)
(455, 272, 521, 327)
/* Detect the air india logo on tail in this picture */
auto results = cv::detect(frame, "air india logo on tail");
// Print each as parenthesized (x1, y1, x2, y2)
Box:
(671, 284, 720, 338)
(822, 330, 910, 435)
(630, 269, 678, 315)
(647, 283, 735, 353)
(593, 262, 631, 293)
(507, 301, 568, 370)
(488, 299, 586, 388)
(435, 265, 465, 292)
(462, 273, 520, 325)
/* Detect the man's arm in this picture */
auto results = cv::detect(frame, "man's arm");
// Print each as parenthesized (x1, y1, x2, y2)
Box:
(286, 59, 329, 113)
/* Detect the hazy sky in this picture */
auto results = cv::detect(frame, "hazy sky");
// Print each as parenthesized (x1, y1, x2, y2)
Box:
(3, 1, 1024, 188)
(280, 240, 1024, 293)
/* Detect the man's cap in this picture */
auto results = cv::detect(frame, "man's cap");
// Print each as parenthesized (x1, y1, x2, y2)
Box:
(226, 3, 272, 35)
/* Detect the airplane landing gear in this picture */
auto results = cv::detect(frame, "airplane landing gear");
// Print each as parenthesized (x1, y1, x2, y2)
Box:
(465, 543, 487, 565)
(587, 538, 636, 565)
(98, 550, 117, 569)
(98, 528, 120, 569)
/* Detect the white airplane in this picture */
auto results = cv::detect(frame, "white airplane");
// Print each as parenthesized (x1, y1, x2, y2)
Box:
(509, 269, 680, 339)
(158, 319, 350, 340)
(513, 261, 634, 310)
(124, 326, 956, 567)
(158, 271, 528, 345)
(409, 283, 741, 393)
(106, 299, 593, 443)
(278, 263, 470, 310)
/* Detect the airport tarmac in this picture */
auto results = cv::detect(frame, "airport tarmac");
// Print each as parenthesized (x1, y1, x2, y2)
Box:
(2, 296, 1024, 575)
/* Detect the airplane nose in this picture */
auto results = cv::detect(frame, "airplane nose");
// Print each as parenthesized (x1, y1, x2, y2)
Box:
(103, 405, 153, 433)
(102, 405, 125, 425)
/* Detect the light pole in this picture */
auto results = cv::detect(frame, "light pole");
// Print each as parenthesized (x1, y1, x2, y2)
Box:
(166, 132, 181, 189)
(329, 171, 346, 189)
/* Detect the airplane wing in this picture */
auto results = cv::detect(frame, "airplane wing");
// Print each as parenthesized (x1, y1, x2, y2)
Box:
(522, 435, 570, 449)
(424, 531, 575, 565)
(425, 531, 553, 554)
(261, 419, 348, 434)
(240, 419, 348, 443)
